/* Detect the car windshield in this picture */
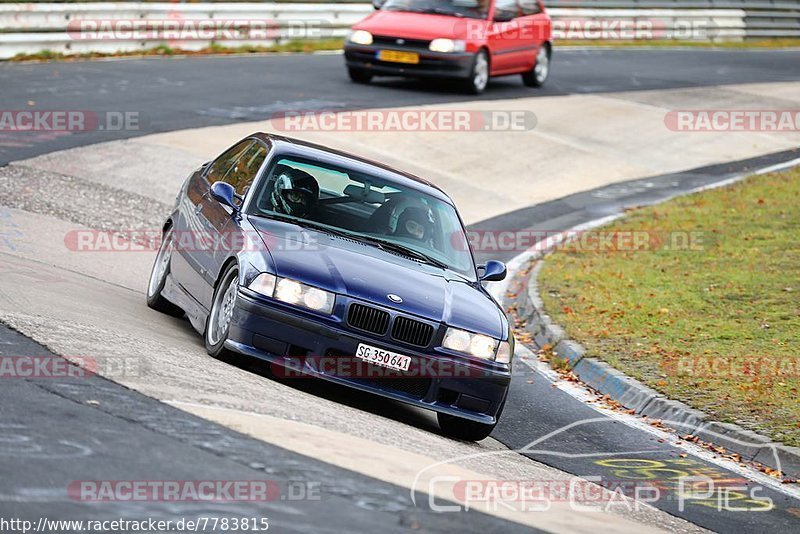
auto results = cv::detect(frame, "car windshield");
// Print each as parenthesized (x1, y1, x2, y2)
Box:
(381, 0, 489, 20)
(247, 157, 476, 280)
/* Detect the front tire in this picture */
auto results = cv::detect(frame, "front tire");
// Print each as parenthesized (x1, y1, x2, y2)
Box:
(146, 226, 183, 316)
(205, 263, 239, 358)
(522, 44, 550, 87)
(463, 50, 489, 94)
(437, 412, 497, 441)
(348, 67, 373, 84)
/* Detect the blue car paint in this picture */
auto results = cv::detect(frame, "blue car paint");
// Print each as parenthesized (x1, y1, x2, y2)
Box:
(158, 133, 512, 423)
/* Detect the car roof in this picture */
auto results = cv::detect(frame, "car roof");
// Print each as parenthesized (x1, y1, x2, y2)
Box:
(250, 132, 454, 205)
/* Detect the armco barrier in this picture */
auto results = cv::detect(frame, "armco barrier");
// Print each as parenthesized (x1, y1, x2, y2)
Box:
(0, 1, 796, 59)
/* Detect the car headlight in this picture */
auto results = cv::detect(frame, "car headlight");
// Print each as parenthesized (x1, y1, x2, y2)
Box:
(248, 274, 335, 315)
(442, 327, 499, 360)
(429, 38, 466, 53)
(348, 30, 373, 46)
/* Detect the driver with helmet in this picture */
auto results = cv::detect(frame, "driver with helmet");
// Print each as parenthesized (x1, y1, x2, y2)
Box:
(392, 206, 434, 243)
(268, 166, 319, 218)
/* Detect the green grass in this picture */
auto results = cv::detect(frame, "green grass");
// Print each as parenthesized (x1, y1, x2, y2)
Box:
(9, 39, 344, 62)
(9, 35, 800, 63)
(539, 167, 800, 447)
(555, 38, 800, 49)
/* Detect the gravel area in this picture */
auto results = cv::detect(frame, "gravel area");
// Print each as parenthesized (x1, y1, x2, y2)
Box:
(0, 163, 170, 231)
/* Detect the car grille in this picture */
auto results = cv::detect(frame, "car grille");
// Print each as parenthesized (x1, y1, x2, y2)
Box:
(391, 316, 434, 347)
(372, 35, 431, 49)
(347, 303, 390, 335)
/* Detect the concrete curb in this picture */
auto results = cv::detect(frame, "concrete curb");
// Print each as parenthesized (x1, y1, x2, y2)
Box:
(507, 257, 800, 479)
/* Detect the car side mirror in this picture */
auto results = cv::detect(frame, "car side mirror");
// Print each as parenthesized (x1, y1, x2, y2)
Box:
(493, 11, 515, 22)
(210, 181, 240, 212)
(372, 0, 385, 9)
(479, 260, 507, 282)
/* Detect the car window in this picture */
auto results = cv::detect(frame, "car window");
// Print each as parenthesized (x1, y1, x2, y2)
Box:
(206, 140, 253, 185)
(382, 0, 489, 20)
(494, 0, 519, 20)
(518, 0, 541, 16)
(249, 157, 476, 280)
(223, 141, 268, 197)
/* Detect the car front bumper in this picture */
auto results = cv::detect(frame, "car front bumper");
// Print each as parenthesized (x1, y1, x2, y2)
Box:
(228, 290, 511, 424)
(344, 45, 475, 80)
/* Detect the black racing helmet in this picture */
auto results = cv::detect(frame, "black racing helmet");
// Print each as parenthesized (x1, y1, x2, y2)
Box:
(269, 167, 319, 218)
(393, 207, 433, 242)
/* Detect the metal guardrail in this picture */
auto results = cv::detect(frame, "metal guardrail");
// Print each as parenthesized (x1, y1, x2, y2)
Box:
(0, 1, 795, 59)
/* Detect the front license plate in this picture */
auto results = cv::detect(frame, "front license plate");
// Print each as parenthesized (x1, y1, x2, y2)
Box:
(356, 343, 412, 371)
(377, 50, 420, 64)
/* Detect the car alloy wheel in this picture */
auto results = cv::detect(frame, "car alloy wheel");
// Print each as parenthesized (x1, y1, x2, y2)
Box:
(522, 45, 550, 87)
(534, 46, 549, 84)
(147, 228, 173, 298)
(206, 265, 239, 354)
(466, 50, 489, 94)
(146, 227, 182, 315)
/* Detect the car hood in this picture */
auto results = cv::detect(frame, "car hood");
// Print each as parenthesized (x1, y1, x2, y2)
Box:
(354, 11, 481, 41)
(250, 217, 506, 338)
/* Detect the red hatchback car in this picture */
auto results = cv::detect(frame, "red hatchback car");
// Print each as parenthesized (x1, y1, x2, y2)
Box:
(344, 0, 552, 93)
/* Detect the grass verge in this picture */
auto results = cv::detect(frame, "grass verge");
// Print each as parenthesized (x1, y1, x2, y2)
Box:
(8, 39, 344, 62)
(554, 38, 800, 49)
(538, 167, 800, 447)
(7, 37, 800, 62)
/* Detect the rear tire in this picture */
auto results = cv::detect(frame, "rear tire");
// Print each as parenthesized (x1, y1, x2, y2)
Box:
(463, 50, 489, 94)
(348, 67, 373, 84)
(522, 44, 550, 87)
(437, 412, 497, 442)
(146, 226, 183, 317)
(205, 263, 239, 358)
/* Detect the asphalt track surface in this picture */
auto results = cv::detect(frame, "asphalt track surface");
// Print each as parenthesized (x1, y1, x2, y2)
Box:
(3, 48, 800, 163)
(2, 49, 800, 532)
(0, 325, 531, 533)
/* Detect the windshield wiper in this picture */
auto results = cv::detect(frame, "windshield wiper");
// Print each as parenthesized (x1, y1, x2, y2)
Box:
(252, 213, 449, 270)
(358, 236, 450, 270)
(252, 213, 360, 240)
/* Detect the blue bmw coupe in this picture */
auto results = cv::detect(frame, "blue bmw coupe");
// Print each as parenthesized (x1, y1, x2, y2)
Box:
(147, 133, 514, 440)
